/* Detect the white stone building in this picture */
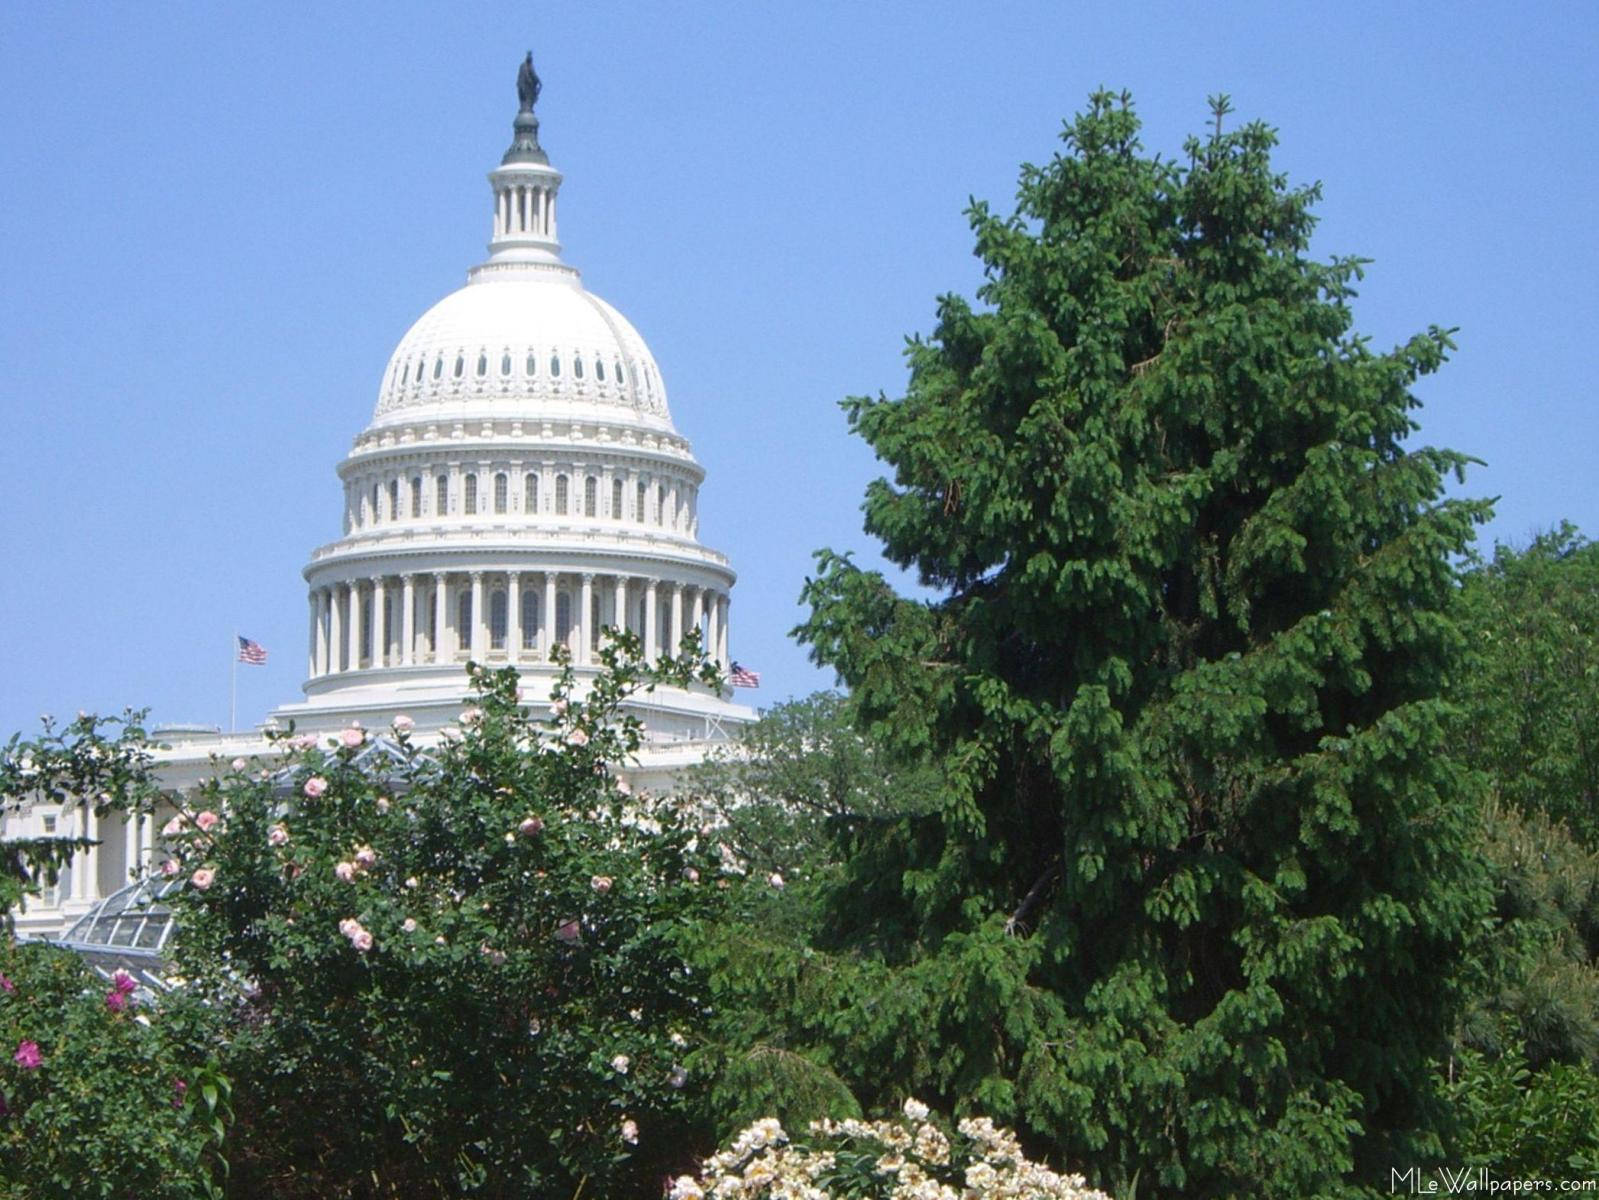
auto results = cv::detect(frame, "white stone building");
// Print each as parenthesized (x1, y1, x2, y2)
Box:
(6, 60, 754, 942)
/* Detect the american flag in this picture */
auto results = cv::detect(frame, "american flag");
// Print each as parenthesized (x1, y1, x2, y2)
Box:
(237, 636, 268, 665)
(729, 661, 760, 688)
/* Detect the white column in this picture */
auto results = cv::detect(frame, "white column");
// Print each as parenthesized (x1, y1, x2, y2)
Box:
(433, 573, 448, 663)
(690, 587, 705, 652)
(401, 575, 415, 666)
(372, 577, 388, 669)
(470, 572, 485, 661)
(579, 574, 594, 666)
(507, 571, 521, 665)
(544, 571, 557, 659)
(644, 580, 659, 660)
(348, 583, 362, 669)
(307, 593, 317, 679)
(669, 582, 684, 656)
(716, 594, 729, 666)
(329, 585, 344, 673)
(614, 575, 629, 641)
(706, 591, 719, 668)
(122, 812, 140, 881)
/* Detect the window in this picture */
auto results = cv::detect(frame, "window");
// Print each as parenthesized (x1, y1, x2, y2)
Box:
(574, 356, 584, 379)
(636, 481, 646, 523)
(550, 354, 561, 377)
(525, 352, 536, 376)
(521, 591, 538, 649)
(657, 485, 666, 526)
(490, 590, 507, 650)
(584, 476, 597, 517)
(494, 473, 508, 514)
(453, 354, 464, 379)
(596, 360, 605, 382)
(555, 592, 572, 644)
(555, 474, 568, 516)
(433, 357, 443, 380)
(476, 353, 487, 377)
(501, 353, 511, 376)
(436, 475, 449, 515)
(401, 362, 410, 385)
(592, 592, 602, 650)
(371, 483, 381, 524)
(417, 357, 427, 383)
(456, 591, 473, 654)
(388, 480, 399, 521)
(411, 477, 422, 518)
(611, 478, 623, 519)
(464, 473, 478, 515)
(524, 473, 539, 513)
(361, 596, 373, 665)
(615, 360, 624, 386)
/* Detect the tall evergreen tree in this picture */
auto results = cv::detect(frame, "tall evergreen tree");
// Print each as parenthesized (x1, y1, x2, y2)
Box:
(776, 92, 1492, 1196)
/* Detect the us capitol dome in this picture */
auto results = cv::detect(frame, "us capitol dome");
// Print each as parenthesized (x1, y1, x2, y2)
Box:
(270, 52, 753, 753)
(4, 54, 755, 945)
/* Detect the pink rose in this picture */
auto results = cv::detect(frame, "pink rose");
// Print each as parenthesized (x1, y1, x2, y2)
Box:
(160, 859, 179, 878)
(611, 1053, 630, 1073)
(518, 815, 544, 838)
(195, 811, 219, 832)
(590, 875, 613, 894)
(338, 917, 361, 937)
(340, 727, 365, 748)
(334, 861, 357, 883)
(350, 929, 373, 952)
(105, 990, 128, 1013)
(353, 846, 377, 868)
(459, 707, 483, 724)
(375, 796, 391, 814)
(290, 733, 317, 751)
(620, 1118, 639, 1144)
(12, 1040, 41, 1070)
(768, 872, 785, 889)
(112, 969, 137, 995)
(303, 776, 328, 799)
(161, 815, 185, 836)
(615, 777, 632, 796)
(554, 919, 582, 945)
(268, 824, 289, 847)
(683, 867, 700, 883)
(567, 728, 590, 748)
(0, 973, 13, 994)
(550, 699, 568, 717)
(391, 714, 415, 732)
(401, 918, 417, 933)
(230, 757, 246, 771)
(190, 868, 215, 891)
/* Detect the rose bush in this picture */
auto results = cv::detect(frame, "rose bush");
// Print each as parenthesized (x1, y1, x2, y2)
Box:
(157, 639, 728, 1197)
(671, 1100, 1111, 1200)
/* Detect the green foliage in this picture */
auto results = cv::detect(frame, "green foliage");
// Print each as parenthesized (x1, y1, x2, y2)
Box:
(1448, 1043, 1599, 1177)
(0, 939, 229, 1199)
(768, 91, 1492, 1197)
(1452, 526, 1599, 848)
(153, 640, 728, 1198)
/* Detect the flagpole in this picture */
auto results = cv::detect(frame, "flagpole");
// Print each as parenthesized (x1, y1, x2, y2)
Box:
(230, 630, 237, 734)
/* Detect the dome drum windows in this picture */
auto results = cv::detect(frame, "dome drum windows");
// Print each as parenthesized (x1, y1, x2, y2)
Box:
(476, 353, 488, 378)
(436, 475, 449, 516)
(494, 472, 508, 515)
(411, 477, 422, 518)
(521, 591, 539, 649)
(555, 474, 569, 516)
(489, 590, 508, 651)
(524, 473, 539, 513)
(584, 476, 597, 518)
(501, 353, 512, 377)
(611, 478, 623, 520)
(463, 473, 478, 516)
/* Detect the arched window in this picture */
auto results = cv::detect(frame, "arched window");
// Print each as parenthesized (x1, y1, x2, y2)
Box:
(453, 354, 465, 379)
(525, 352, 536, 376)
(657, 485, 666, 526)
(489, 590, 507, 650)
(555, 474, 568, 516)
(476, 353, 488, 377)
(433, 356, 444, 380)
(574, 356, 585, 379)
(436, 474, 449, 516)
(555, 592, 572, 644)
(584, 476, 597, 517)
(636, 481, 646, 523)
(615, 360, 624, 386)
(464, 473, 478, 515)
(494, 473, 508, 514)
(410, 477, 422, 518)
(521, 590, 538, 650)
(417, 357, 427, 383)
(524, 473, 539, 514)
(501, 353, 512, 376)
(550, 354, 561, 377)
(388, 479, 399, 521)
(456, 591, 473, 656)
(401, 362, 410, 386)
(611, 478, 623, 519)
(596, 360, 605, 382)
(371, 483, 381, 524)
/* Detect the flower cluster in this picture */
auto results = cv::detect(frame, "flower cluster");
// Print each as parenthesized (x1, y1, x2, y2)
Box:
(104, 968, 138, 1013)
(670, 1101, 1110, 1200)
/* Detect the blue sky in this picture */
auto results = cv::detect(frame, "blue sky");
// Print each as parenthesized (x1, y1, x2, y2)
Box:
(1, 3, 1595, 736)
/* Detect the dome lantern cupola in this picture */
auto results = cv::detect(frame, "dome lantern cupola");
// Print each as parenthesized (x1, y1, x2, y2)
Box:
(476, 51, 568, 278)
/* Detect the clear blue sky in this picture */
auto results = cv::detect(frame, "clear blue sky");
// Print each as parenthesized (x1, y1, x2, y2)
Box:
(2, 3, 1595, 736)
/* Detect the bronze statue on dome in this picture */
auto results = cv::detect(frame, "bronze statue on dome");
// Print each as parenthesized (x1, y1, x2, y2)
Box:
(517, 52, 541, 113)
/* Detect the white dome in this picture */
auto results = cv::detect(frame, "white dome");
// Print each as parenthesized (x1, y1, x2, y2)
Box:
(371, 272, 673, 431)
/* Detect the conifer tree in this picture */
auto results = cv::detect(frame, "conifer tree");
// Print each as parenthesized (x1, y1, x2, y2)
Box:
(782, 92, 1493, 1197)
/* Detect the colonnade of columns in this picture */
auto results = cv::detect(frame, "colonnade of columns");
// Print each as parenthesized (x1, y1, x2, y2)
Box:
(494, 182, 556, 241)
(58, 804, 156, 905)
(307, 571, 730, 678)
